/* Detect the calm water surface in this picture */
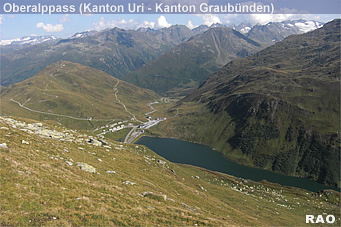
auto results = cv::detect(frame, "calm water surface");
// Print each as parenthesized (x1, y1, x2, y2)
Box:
(136, 136, 339, 192)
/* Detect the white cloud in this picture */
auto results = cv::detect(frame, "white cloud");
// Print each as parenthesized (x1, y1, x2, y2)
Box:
(93, 17, 145, 30)
(248, 14, 324, 25)
(142, 20, 156, 29)
(36, 22, 64, 33)
(156, 16, 171, 28)
(199, 14, 221, 26)
(249, 14, 295, 25)
(92, 16, 172, 31)
(221, 14, 322, 27)
(93, 17, 108, 30)
(59, 14, 70, 23)
(186, 20, 197, 30)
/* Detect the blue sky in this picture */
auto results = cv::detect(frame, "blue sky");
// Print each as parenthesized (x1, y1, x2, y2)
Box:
(0, 0, 340, 40)
(0, 13, 339, 40)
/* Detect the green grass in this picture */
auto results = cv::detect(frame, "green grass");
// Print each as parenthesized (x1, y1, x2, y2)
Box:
(103, 128, 131, 142)
(1, 61, 160, 128)
(1, 116, 340, 226)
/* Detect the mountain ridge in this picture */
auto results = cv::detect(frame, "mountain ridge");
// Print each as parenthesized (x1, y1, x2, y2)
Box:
(246, 19, 324, 45)
(0, 35, 57, 46)
(124, 27, 263, 95)
(0, 25, 196, 87)
(153, 19, 340, 187)
(1, 19, 324, 88)
(1, 61, 159, 126)
(123, 19, 324, 95)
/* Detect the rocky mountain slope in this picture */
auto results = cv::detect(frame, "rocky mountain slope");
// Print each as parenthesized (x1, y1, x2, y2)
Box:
(1, 25, 194, 86)
(124, 27, 263, 95)
(124, 20, 323, 95)
(1, 116, 340, 225)
(1, 61, 159, 126)
(154, 19, 340, 188)
(246, 19, 324, 46)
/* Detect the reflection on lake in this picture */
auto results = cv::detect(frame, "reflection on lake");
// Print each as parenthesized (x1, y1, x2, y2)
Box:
(136, 136, 339, 192)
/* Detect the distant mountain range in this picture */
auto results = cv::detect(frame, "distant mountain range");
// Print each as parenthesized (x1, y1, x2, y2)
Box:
(0, 25, 195, 86)
(124, 27, 263, 95)
(124, 19, 324, 95)
(0, 35, 57, 47)
(157, 19, 340, 187)
(246, 19, 324, 45)
(1, 19, 323, 89)
(0, 19, 322, 48)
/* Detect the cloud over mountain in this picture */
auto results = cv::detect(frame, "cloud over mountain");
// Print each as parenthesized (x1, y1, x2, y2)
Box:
(92, 15, 174, 31)
(36, 22, 64, 33)
(156, 16, 172, 28)
(200, 14, 221, 26)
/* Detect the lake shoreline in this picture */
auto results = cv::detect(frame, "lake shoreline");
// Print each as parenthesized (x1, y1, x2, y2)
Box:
(136, 136, 340, 193)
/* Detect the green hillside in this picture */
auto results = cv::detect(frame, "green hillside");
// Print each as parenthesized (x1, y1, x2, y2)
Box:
(1, 116, 340, 225)
(151, 19, 341, 188)
(1, 61, 159, 128)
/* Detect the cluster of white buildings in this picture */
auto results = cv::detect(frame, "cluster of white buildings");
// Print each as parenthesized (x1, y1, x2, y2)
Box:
(98, 120, 130, 135)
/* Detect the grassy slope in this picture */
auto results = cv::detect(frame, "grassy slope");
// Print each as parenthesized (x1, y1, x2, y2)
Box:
(150, 20, 341, 187)
(1, 61, 160, 128)
(1, 116, 340, 226)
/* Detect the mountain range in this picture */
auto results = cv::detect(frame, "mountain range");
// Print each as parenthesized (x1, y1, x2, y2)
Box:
(114, 19, 324, 95)
(1, 19, 323, 90)
(153, 19, 340, 187)
(246, 19, 323, 45)
(0, 35, 57, 47)
(124, 27, 263, 94)
(0, 25, 194, 86)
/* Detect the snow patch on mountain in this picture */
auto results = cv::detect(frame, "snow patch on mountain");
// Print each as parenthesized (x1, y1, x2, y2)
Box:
(69, 31, 98, 39)
(0, 35, 56, 46)
(295, 21, 323, 33)
(240, 26, 251, 34)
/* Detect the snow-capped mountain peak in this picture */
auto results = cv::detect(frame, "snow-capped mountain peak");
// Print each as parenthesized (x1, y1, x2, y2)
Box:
(270, 19, 324, 33)
(0, 35, 57, 46)
(294, 20, 323, 33)
(232, 22, 252, 34)
(69, 30, 98, 39)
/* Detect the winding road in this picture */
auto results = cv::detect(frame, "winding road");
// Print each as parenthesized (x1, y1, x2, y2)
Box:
(10, 98, 113, 121)
(113, 79, 143, 123)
